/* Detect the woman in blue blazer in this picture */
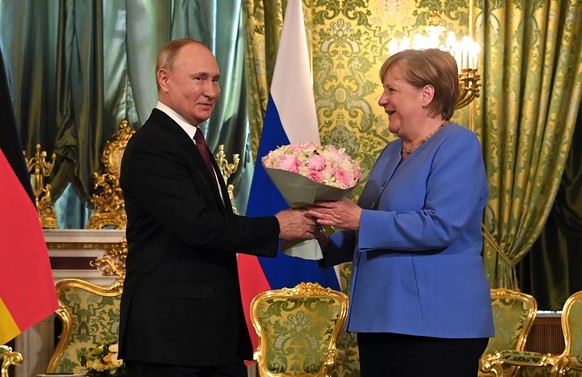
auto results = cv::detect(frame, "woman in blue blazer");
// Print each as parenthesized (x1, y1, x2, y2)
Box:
(309, 49, 494, 377)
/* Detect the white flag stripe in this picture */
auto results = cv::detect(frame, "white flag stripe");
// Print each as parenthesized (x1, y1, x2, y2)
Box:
(270, 0, 320, 145)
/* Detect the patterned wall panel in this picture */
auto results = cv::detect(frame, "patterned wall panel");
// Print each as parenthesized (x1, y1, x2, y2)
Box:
(309, 0, 472, 198)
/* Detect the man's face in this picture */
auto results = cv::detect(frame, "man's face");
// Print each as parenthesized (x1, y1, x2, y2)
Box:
(158, 43, 221, 126)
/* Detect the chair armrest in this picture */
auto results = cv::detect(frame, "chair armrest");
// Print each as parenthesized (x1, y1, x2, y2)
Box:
(481, 350, 558, 376)
(552, 354, 582, 376)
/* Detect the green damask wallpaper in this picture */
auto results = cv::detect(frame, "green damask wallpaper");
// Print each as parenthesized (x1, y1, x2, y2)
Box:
(244, 0, 473, 200)
(310, 0, 472, 199)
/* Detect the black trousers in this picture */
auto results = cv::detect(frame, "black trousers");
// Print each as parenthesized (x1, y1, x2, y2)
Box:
(125, 361, 247, 377)
(357, 332, 489, 377)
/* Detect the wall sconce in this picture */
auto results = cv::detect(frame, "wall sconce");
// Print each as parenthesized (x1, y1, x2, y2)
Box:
(388, 9, 480, 109)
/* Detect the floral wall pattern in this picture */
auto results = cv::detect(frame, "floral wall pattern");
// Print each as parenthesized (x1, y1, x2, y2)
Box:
(245, 0, 473, 201)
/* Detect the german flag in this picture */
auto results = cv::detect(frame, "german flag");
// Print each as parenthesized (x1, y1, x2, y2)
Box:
(0, 49, 58, 345)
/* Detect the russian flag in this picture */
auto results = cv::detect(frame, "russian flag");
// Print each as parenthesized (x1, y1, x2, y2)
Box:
(0, 48, 59, 345)
(238, 0, 340, 349)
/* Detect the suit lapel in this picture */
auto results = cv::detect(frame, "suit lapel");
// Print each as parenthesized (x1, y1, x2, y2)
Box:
(152, 110, 226, 211)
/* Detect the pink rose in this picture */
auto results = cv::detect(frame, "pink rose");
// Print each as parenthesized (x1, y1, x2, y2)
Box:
(334, 168, 354, 188)
(273, 154, 300, 173)
(306, 170, 324, 183)
(306, 154, 326, 171)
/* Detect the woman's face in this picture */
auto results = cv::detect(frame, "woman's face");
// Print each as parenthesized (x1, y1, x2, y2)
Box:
(377, 64, 425, 140)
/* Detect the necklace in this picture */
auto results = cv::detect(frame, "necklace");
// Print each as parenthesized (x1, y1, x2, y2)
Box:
(401, 123, 447, 155)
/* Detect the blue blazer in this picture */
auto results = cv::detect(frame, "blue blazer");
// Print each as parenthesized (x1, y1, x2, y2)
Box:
(325, 124, 494, 339)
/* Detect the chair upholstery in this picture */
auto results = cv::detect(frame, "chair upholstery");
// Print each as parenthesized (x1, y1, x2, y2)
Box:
(46, 239, 126, 374)
(551, 291, 582, 376)
(480, 288, 540, 377)
(46, 279, 122, 374)
(0, 345, 22, 377)
(250, 282, 348, 377)
(86, 119, 135, 230)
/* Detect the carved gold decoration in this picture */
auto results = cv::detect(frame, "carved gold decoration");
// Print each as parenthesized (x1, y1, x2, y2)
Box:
(0, 345, 23, 377)
(90, 237, 127, 289)
(215, 144, 240, 214)
(24, 144, 57, 229)
(87, 120, 135, 229)
(457, 68, 481, 109)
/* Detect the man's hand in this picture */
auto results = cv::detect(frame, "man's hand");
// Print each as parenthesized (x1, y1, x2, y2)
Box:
(275, 208, 317, 241)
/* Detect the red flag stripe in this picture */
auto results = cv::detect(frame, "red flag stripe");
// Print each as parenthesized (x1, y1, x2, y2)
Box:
(237, 253, 271, 350)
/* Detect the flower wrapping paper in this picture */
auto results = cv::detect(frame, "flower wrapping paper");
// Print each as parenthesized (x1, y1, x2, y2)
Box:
(262, 142, 360, 260)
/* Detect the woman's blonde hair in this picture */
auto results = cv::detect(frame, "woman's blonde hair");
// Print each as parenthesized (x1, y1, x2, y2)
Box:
(379, 49, 459, 120)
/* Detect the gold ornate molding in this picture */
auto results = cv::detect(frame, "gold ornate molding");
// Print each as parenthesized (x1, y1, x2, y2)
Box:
(216, 145, 240, 214)
(24, 144, 57, 229)
(0, 345, 23, 377)
(87, 120, 135, 230)
(90, 237, 127, 288)
(457, 68, 481, 109)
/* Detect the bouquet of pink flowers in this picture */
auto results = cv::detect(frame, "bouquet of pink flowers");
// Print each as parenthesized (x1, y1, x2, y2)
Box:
(262, 142, 361, 259)
(262, 142, 361, 190)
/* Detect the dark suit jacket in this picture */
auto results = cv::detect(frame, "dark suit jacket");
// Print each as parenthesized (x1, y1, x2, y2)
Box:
(119, 109, 279, 366)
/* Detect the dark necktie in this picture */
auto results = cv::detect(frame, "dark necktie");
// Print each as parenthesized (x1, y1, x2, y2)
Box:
(194, 128, 217, 188)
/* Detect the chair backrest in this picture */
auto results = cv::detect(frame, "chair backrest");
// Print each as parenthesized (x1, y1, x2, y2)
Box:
(46, 238, 126, 374)
(560, 290, 582, 357)
(46, 278, 122, 374)
(0, 346, 22, 377)
(250, 282, 349, 377)
(484, 288, 538, 355)
(86, 119, 135, 229)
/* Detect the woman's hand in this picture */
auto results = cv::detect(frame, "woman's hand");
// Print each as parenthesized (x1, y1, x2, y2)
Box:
(308, 198, 362, 231)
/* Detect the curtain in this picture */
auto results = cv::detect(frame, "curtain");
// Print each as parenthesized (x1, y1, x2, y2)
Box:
(0, 0, 251, 227)
(474, 0, 582, 289)
(53, 0, 107, 204)
(242, 0, 285, 160)
(519, 102, 582, 310)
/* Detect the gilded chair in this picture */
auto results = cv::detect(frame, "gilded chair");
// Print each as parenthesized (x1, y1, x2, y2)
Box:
(551, 291, 582, 376)
(46, 239, 126, 374)
(0, 345, 22, 377)
(480, 288, 541, 377)
(86, 119, 134, 230)
(250, 282, 349, 377)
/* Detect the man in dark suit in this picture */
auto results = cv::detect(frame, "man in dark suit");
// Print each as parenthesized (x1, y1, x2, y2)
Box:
(119, 38, 318, 377)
